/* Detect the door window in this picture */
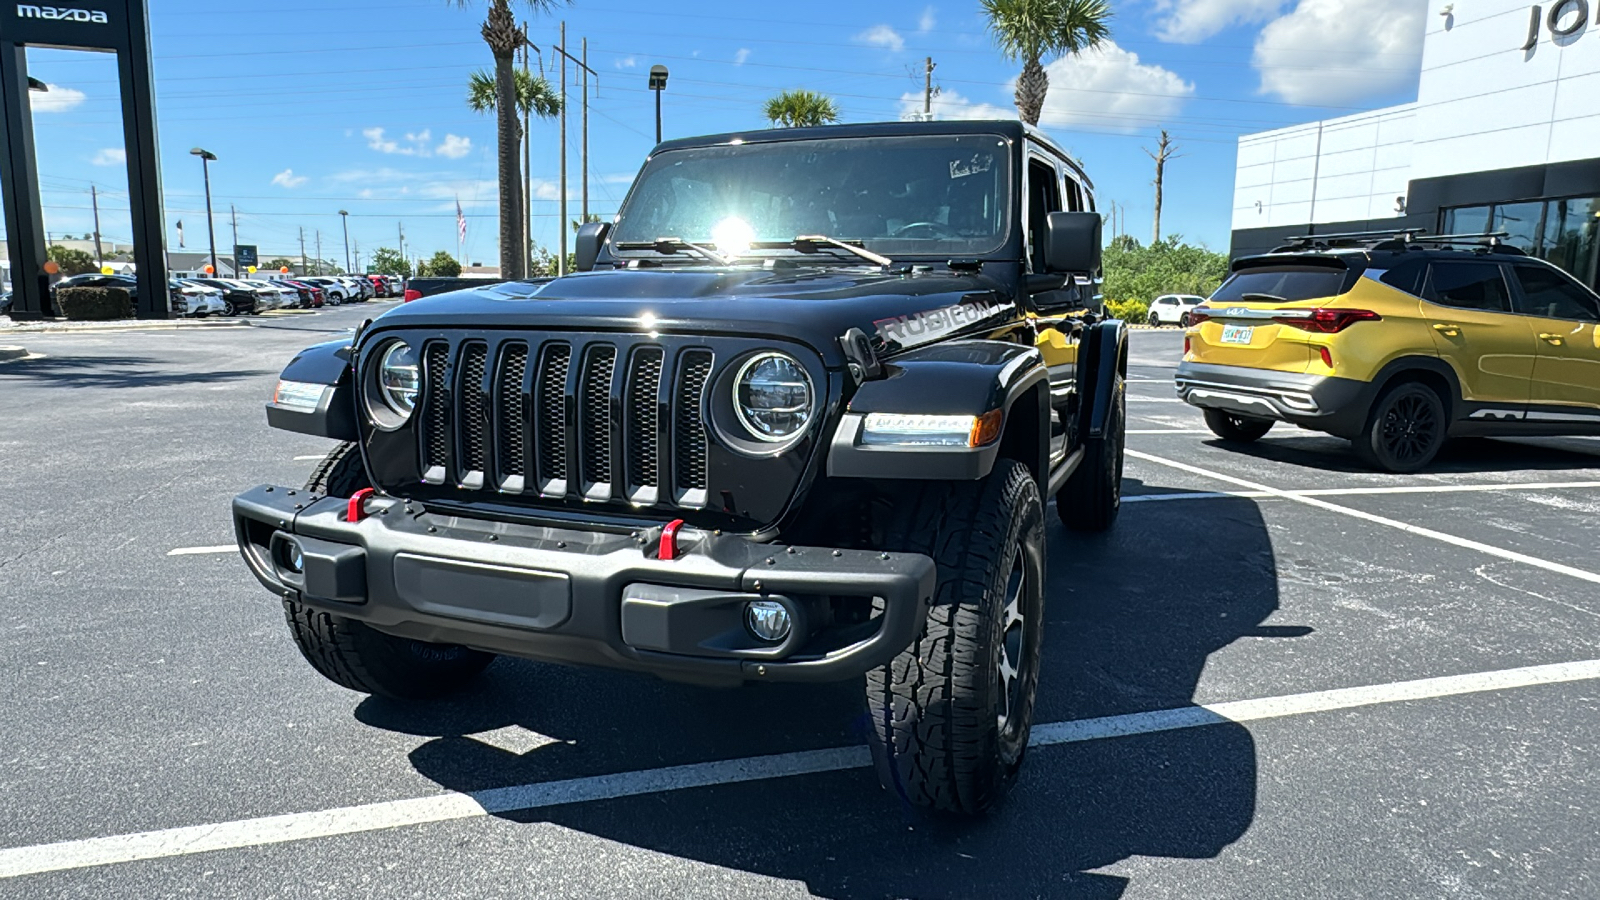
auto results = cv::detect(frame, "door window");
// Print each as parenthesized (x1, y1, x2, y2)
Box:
(1025, 155, 1061, 273)
(1514, 263, 1600, 322)
(1426, 263, 1511, 313)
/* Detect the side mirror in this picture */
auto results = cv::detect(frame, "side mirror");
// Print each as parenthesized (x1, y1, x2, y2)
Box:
(574, 221, 611, 272)
(1041, 211, 1102, 276)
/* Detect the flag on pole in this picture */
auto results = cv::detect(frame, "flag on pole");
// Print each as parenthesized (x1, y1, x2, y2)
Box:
(456, 198, 467, 244)
(175, 220, 185, 248)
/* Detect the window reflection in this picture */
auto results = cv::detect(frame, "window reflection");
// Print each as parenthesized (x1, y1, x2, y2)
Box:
(1441, 197, 1600, 290)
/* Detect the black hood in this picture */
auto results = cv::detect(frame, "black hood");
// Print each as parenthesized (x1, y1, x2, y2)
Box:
(371, 265, 1022, 364)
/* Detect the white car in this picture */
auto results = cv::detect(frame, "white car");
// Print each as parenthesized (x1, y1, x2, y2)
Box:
(341, 276, 373, 301)
(246, 279, 300, 310)
(169, 279, 227, 317)
(1147, 294, 1206, 327)
(299, 277, 350, 303)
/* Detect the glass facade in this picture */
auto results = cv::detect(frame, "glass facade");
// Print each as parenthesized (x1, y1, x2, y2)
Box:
(1441, 197, 1600, 289)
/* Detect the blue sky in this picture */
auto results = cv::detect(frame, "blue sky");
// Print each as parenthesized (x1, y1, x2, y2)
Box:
(21, 0, 1426, 270)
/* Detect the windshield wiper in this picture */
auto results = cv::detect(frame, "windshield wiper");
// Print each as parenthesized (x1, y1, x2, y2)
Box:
(1240, 292, 1288, 303)
(614, 237, 730, 266)
(793, 235, 893, 268)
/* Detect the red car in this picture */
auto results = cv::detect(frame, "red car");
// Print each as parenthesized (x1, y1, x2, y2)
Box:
(282, 280, 328, 308)
(366, 274, 392, 298)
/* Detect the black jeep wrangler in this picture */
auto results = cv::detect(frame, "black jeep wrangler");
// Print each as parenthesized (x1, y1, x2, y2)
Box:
(234, 120, 1127, 815)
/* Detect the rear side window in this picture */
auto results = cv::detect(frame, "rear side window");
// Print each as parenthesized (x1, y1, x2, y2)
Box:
(1513, 263, 1600, 322)
(1378, 260, 1426, 296)
(1211, 266, 1348, 304)
(1426, 263, 1510, 313)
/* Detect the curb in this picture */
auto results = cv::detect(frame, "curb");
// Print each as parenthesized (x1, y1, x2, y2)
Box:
(0, 318, 251, 335)
(0, 345, 26, 362)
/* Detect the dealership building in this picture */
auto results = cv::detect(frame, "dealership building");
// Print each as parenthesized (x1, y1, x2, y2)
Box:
(1231, 0, 1600, 288)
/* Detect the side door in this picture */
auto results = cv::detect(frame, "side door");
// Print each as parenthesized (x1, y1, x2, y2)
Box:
(1421, 260, 1538, 417)
(1021, 148, 1079, 463)
(1509, 261, 1600, 420)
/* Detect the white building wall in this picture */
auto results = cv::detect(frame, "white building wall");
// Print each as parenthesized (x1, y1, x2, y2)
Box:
(1233, 0, 1600, 229)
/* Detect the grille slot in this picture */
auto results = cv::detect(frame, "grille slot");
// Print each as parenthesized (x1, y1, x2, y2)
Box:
(421, 342, 451, 482)
(674, 350, 713, 502)
(535, 343, 571, 493)
(580, 346, 618, 496)
(496, 343, 529, 491)
(626, 347, 664, 502)
(457, 343, 488, 488)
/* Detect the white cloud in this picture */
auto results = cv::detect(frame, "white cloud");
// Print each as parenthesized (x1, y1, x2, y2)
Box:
(271, 167, 308, 188)
(31, 83, 85, 113)
(615, 56, 636, 69)
(436, 134, 472, 159)
(1254, 0, 1424, 104)
(1152, 0, 1285, 44)
(919, 6, 937, 32)
(733, 47, 751, 66)
(855, 24, 906, 53)
(908, 41, 1193, 132)
(90, 148, 125, 167)
(363, 126, 440, 156)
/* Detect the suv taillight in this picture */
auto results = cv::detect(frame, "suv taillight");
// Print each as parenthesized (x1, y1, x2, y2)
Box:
(1187, 308, 1211, 326)
(1275, 308, 1381, 333)
(403, 288, 421, 302)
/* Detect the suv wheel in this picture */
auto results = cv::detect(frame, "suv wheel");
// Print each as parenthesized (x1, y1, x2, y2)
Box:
(282, 443, 495, 700)
(1147, 311, 1161, 327)
(1058, 371, 1126, 533)
(866, 459, 1045, 816)
(1203, 409, 1274, 443)
(1355, 381, 1447, 473)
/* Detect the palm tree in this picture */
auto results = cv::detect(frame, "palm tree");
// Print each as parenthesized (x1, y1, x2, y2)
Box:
(449, 0, 563, 280)
(763, 90, 840, 128)
(466, 68, 563, 118)
(981, 0, 1112, 126)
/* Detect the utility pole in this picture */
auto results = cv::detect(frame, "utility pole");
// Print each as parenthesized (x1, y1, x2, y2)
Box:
(582, 38, 589, 221)
(397, 221, 405, 271)
(354, 239, 361, 274)
(90, 184, 104, 266)
(1146, 130, 1179, 245)
(230, 204, 239, 275)
(315, 230, 322, 276)
(521, 24, 532, 274)
(551, 32, 597, 269)
(559, 20, 567, 277)
(923, 56, 935, 120)
(299, 227, 307, 275)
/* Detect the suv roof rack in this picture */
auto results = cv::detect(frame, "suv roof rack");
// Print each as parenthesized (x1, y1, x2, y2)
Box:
(1271, 230, 1525, 256)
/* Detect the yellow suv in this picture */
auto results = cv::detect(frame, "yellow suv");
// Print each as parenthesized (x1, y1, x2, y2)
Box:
(1176, 232, 1600, 472)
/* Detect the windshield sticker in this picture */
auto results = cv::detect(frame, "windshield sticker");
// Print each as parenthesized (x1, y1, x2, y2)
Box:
(949, 153, 994, 179)
(874, 296, 1007, 350)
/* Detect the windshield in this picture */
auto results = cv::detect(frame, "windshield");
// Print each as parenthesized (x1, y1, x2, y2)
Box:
(611, 134, 1011, 259)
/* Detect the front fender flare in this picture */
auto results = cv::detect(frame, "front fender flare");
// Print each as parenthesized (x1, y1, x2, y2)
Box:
(826, 340, 1048, 482)
(265, 340, 359, 441)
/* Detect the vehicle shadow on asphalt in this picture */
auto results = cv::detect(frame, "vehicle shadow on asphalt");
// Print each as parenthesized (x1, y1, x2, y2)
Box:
(1208, 433, 1600, 475)
(356, 486, 1286, 899)
(0, 354, 267, 389)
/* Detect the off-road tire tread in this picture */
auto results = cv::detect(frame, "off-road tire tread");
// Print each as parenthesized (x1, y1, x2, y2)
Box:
(1058, 376, 1125, 532)
(866, 460, 1042, 815)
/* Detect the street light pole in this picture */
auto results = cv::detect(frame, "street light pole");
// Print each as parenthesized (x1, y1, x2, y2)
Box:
(649, 65, 669, 144)
(190, 148, 218, 277)
(338, 209, 351, 274)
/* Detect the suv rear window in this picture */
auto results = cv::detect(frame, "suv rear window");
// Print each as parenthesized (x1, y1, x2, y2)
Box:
(1211, 266, 1348, 304)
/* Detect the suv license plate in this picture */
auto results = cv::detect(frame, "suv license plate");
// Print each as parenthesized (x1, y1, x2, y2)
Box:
(1220, 324, 1254, 345)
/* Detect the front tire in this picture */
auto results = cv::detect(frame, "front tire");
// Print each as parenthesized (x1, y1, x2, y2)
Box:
(1203, 408, 1274, 443)
(283, 443, 494, 700)
(866, 459, 1046, 816)
(1354, 381, 1447, 473)
(1147, 311, 1161, 327)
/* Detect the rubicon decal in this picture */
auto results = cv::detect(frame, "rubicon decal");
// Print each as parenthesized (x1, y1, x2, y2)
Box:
(15, 4, 108, 22)
(874, 296, 1008, 350)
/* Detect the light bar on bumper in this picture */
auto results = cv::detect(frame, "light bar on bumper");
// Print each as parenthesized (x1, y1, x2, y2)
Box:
(859, 409, 1003, 447)
(273, 379, 331, 413)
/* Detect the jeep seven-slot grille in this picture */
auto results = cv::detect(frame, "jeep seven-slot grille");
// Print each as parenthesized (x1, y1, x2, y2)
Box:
(416, 337, 714, 509)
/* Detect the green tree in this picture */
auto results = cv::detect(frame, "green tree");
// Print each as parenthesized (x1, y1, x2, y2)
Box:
(449, 0, 564, 283)
(47, 244, 97, 276)
(1101, 235, 1229, 316)
(530, 243, 575, 277)
(425, 250, 462, 278)
(265, 257, 296, 272)
(570, 212, 601, 233)
(762, 89, 840, 128)
(467, 67, 563, 118)
(369, 247, 413, 277)
(981, 0, 1112, 126)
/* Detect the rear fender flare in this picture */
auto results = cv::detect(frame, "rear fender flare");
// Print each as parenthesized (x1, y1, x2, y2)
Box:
(1077, 319, 1129, 440)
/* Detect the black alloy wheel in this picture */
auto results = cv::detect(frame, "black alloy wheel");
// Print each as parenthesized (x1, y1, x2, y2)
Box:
(1356, 382, 1447, 473)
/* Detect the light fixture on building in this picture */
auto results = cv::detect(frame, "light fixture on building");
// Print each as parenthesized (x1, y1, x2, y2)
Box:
(1396, 196, 1408, 214)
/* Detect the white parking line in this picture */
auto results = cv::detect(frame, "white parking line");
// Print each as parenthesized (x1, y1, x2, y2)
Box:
(1, 657, 1595, 880)
(1128, 450, 1600, 585)
(165, 546, 236, 557)
(293, 455, 324, 461)
(1128, 429, 1211, 435)
(1124, 480, 1600, 504)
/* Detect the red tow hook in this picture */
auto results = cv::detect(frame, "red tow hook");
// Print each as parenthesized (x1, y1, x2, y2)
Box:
(659, 518, 686, 560)
(347, 487, 376, 523)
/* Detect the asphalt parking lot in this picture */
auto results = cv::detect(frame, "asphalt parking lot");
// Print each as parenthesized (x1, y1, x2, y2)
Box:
(2, 313, 1597, 899)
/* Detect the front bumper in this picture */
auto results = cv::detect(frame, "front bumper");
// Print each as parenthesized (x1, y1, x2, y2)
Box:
(232, 485, 937, 686)
(1175, 361, 1368, 438)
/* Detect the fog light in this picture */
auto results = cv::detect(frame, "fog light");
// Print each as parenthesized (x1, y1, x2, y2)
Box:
(744, 600, 792, 643)
(284, 541, 304, 574)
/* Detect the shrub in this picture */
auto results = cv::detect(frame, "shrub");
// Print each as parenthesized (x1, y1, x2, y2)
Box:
(1105, 298, 1149, 323)
(56, 286, 132, 321)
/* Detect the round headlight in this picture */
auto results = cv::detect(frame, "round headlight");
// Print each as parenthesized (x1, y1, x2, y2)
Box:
(377, 342, 419, 417)
(733, 352, 812, 442)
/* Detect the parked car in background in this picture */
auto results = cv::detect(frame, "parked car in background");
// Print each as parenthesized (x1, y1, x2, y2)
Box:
(0, 290, 11, 316)
(270, 280, 316, 309)
(169, 278, 227, 317)
(1147, 294, 1206, 326)
(283, 280, 328, 308)
(298, 277, 350, 303)
(366, 274, 391, 298)
(245, 280, 299, 310)
(189, 278, 258, 316)
(350, 276, 374, 300)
